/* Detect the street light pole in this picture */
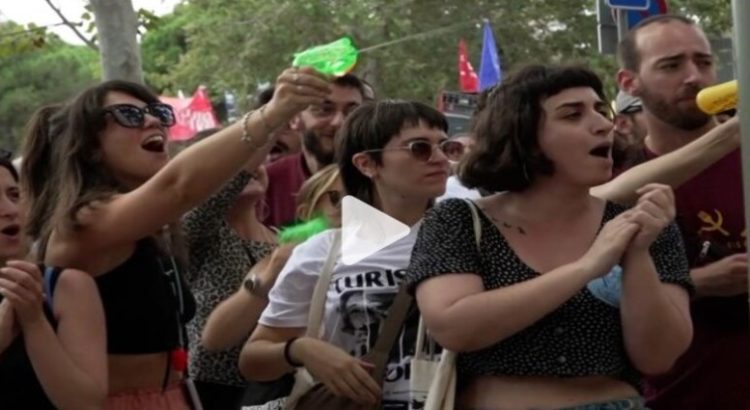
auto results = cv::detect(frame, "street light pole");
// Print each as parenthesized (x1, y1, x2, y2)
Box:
(731, 0, 750, 315)
(617, 8, 629, 42)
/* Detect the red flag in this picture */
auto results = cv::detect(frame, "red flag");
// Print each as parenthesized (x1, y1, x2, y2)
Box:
(458, 40, 478, 93)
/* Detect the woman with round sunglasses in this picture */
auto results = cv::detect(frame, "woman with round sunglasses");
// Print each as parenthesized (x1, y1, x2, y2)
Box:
(20, 67, 331, 409)
(240, 100, 461, 408)
(406, 65, 693, 409)
(0, 149, 107, 410)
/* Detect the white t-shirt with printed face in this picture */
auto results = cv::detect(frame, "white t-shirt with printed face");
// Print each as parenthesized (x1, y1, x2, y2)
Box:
(260, 226, 422, 409)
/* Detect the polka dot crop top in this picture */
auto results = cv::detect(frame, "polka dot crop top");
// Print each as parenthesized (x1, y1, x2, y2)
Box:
(406, 198, 693, 388)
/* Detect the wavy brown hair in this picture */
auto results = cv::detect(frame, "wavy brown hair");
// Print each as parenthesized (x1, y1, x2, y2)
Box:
(459, 64, 608, 193)
(22, 81, 186, 261)
(52, 80, 161, 233)
(20, 104, 66, 240)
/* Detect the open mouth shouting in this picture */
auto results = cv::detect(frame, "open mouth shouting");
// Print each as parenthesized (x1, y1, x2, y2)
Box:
(141, 133, 166, 153)
(588, 142, 612, 160)
(0, 224, 20, 240)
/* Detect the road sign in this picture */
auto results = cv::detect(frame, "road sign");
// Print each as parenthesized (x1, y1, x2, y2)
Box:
(607, 0, 650, 10)
(627, 0, 669, 28)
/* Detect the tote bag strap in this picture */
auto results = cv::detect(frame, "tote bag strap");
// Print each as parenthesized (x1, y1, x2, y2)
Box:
(462, 199, 482, 249)
(305, 230, 342, 338)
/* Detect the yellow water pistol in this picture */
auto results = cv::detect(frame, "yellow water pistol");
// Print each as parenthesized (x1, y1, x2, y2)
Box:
(696, 80, 738, 114)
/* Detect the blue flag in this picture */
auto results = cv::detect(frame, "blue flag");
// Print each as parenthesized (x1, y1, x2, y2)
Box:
(479, 21, 502, 91)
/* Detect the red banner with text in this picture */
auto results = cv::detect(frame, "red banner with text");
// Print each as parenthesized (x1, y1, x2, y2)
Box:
(161, 86, 220, 141)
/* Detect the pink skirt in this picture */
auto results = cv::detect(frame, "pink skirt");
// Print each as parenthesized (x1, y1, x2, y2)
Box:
(105, 382, 192, 410)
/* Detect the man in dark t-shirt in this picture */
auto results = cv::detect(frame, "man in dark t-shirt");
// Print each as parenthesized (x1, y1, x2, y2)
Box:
(263, 74, 365, 227)
(616, 15, 748, 409)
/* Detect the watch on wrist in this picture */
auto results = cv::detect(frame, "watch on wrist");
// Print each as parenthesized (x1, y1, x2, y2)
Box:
(243, 274, 263, 296)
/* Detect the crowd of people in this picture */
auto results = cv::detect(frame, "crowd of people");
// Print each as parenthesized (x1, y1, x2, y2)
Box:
(0, 13, 746, 410)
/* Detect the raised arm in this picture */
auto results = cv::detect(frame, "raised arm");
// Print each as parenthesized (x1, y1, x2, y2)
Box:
(0, 262, 107, 410)
(592, 116, 740, 205)
(66, 68, 331, 252)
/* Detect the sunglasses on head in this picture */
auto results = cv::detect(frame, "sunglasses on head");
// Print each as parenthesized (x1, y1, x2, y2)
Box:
(364, 139, 465, 162)
(102, 103, 176, 128)
(0, 149, 12, 162)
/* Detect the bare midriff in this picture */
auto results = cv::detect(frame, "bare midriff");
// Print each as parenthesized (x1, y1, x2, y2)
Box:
(457, 374, 638, 409)
(108, 353, 183, 393)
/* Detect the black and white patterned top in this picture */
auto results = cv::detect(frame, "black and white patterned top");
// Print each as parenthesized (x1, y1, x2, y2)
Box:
(406, 198, 693, 388)
(183, 171, 276, 386)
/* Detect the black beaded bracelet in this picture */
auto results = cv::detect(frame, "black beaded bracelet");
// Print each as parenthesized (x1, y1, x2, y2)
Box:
(284, 337, 303, 368)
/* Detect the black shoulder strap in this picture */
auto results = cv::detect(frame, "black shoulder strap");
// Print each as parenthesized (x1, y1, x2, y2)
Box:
(368, 286, 414, 382)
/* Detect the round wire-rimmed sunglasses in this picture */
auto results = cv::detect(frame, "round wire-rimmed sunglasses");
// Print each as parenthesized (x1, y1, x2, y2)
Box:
(363, 139, 465, 162)
(102, 103, 176, 128)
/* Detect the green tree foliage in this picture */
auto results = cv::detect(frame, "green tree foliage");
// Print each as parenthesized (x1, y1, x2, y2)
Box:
(139, 0, 731, 112)
(670, 0, 733, 34)
(0, 22, 48, 58)
(0, 0, 734, 147)
(0, 23, 99, 149)
(140, 5, 191, 94)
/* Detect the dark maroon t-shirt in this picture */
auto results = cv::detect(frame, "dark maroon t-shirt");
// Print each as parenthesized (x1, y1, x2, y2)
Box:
(636, 148, 750, 409)
(263, 153, 311, 228)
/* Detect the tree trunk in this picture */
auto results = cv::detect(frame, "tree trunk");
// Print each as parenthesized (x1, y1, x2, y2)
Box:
(89, 0, 143, 83)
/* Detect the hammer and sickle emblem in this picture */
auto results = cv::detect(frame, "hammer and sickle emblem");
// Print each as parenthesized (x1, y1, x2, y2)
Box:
(698, 210, 730, 236)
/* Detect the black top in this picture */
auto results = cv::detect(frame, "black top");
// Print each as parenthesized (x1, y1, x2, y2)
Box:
(406, 199, 693, 388)
(0, 268, 61, 409)
(95, 238, 196, 354)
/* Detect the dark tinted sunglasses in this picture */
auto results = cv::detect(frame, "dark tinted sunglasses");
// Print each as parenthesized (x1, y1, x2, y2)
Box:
(102, 103, 176, 128)
(365, 139, 465, 162)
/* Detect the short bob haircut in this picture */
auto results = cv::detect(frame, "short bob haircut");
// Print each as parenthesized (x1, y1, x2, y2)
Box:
(336, 100, 448, 206)
(459, 64, 608, 193)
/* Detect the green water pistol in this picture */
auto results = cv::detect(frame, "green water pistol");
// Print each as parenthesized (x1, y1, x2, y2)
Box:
(278, 216, 331, 244)
(292, 37, 359, 76)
